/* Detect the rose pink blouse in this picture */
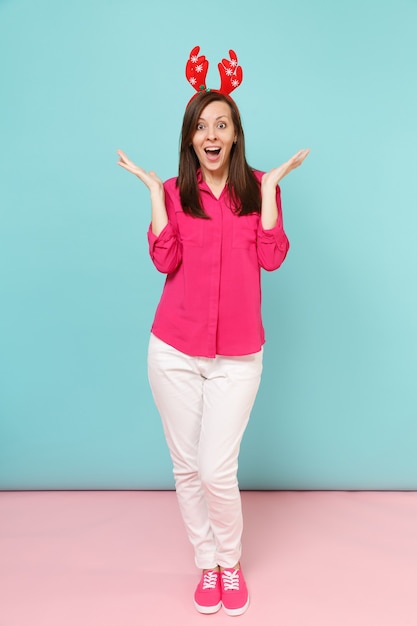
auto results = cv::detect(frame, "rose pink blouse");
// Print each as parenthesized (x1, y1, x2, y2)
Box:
(147, 170, 289, 358)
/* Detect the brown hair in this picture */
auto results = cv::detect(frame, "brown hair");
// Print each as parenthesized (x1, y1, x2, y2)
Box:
(177, 91, 261, 218)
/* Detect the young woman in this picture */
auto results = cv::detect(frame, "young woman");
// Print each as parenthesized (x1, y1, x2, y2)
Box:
(117, 48, 309, 617)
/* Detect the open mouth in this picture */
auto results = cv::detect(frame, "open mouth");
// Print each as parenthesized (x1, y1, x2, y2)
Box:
(204, 148, 221, 156)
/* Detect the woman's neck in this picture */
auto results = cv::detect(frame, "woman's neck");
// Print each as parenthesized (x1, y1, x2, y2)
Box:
(202, 172, 228, 199)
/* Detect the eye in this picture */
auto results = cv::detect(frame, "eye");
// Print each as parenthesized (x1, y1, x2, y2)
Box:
(217, 122, 226, 129)
(196, 123, 205, 131)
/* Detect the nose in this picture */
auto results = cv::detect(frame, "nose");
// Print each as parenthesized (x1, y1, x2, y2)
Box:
(207, 124, 217, 141)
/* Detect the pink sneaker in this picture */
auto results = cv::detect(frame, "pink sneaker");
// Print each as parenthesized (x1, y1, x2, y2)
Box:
(221, 567, 249, 616)
(194, 570, 222, 614)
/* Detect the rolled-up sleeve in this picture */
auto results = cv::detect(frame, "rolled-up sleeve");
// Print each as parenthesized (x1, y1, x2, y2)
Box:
(147, 221, 182, 274)
(147, 183, 183, 274)
(257, 185, 290, 271)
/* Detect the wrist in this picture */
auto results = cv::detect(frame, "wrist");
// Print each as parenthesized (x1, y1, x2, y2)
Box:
(261, 180, 278, 196)
(150, 185, 164, 201)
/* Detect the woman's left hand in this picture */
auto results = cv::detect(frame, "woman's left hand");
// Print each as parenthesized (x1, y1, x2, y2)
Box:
(262, 149, 310, 189)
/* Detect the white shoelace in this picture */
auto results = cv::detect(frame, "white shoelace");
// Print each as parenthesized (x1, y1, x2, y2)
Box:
(202, 571, 218, 590)
(222, 570, 240, 591)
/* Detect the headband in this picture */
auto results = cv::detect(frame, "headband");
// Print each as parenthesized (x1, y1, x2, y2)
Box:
(185, 46, 243, 102)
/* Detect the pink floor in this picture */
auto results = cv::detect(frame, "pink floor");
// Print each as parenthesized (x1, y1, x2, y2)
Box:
(1, 491, 416, 626)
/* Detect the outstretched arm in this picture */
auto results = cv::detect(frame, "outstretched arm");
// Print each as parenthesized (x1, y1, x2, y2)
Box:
(117, 149, 168, 236)
(261, 149, 310, 229)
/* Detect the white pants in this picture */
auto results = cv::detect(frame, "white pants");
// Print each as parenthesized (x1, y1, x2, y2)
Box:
(147, 333, 263, 569)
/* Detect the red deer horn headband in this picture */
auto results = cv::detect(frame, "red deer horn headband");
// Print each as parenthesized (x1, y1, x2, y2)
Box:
(185, 46, 243, 103)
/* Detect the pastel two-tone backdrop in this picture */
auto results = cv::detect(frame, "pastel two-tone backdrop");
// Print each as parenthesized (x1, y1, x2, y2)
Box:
(1, 0, 416, 490)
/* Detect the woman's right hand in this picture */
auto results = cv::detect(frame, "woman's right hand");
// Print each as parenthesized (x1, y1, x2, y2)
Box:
(117, 149, 163, 195)
(118, 149, 168, 235)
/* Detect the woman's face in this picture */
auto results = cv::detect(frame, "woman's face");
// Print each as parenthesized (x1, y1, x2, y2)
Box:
(191, 99, 237, 181)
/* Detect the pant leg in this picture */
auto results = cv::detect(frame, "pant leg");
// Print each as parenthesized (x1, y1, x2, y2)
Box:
(147, 334, 218, 569)
(198, 350, 263, 568)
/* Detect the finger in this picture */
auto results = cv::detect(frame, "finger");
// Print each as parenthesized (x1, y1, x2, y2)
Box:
(116, 149, 129, 161)
(117, 151, 133, 167)
(117, 161, 135, 172)
(294, 148, 310, 162)
(295, 150, 309, 167)
(288, 149, 309, 167)
(291, 149, 305, 161)
(117, 162, 134, 173)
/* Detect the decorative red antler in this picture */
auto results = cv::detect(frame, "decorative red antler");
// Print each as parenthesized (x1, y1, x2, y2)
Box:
(218, 50, 243, 96)
(185, 46, 209, 95)
(185, 46, 243, 101)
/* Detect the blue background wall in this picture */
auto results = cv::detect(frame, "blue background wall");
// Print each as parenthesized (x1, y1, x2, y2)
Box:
(1, 0, 416, 489)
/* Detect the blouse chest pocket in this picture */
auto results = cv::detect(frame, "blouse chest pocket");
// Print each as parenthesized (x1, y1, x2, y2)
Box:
(175, 209, 204, 247)
(232, 214, 259, 249)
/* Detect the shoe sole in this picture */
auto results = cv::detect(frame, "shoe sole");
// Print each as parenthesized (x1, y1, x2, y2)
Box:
(222, 596, 250, 616)
(194, 600, 222, 614)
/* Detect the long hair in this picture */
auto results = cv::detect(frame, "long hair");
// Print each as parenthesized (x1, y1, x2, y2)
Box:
(177, 91, 261, 218)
